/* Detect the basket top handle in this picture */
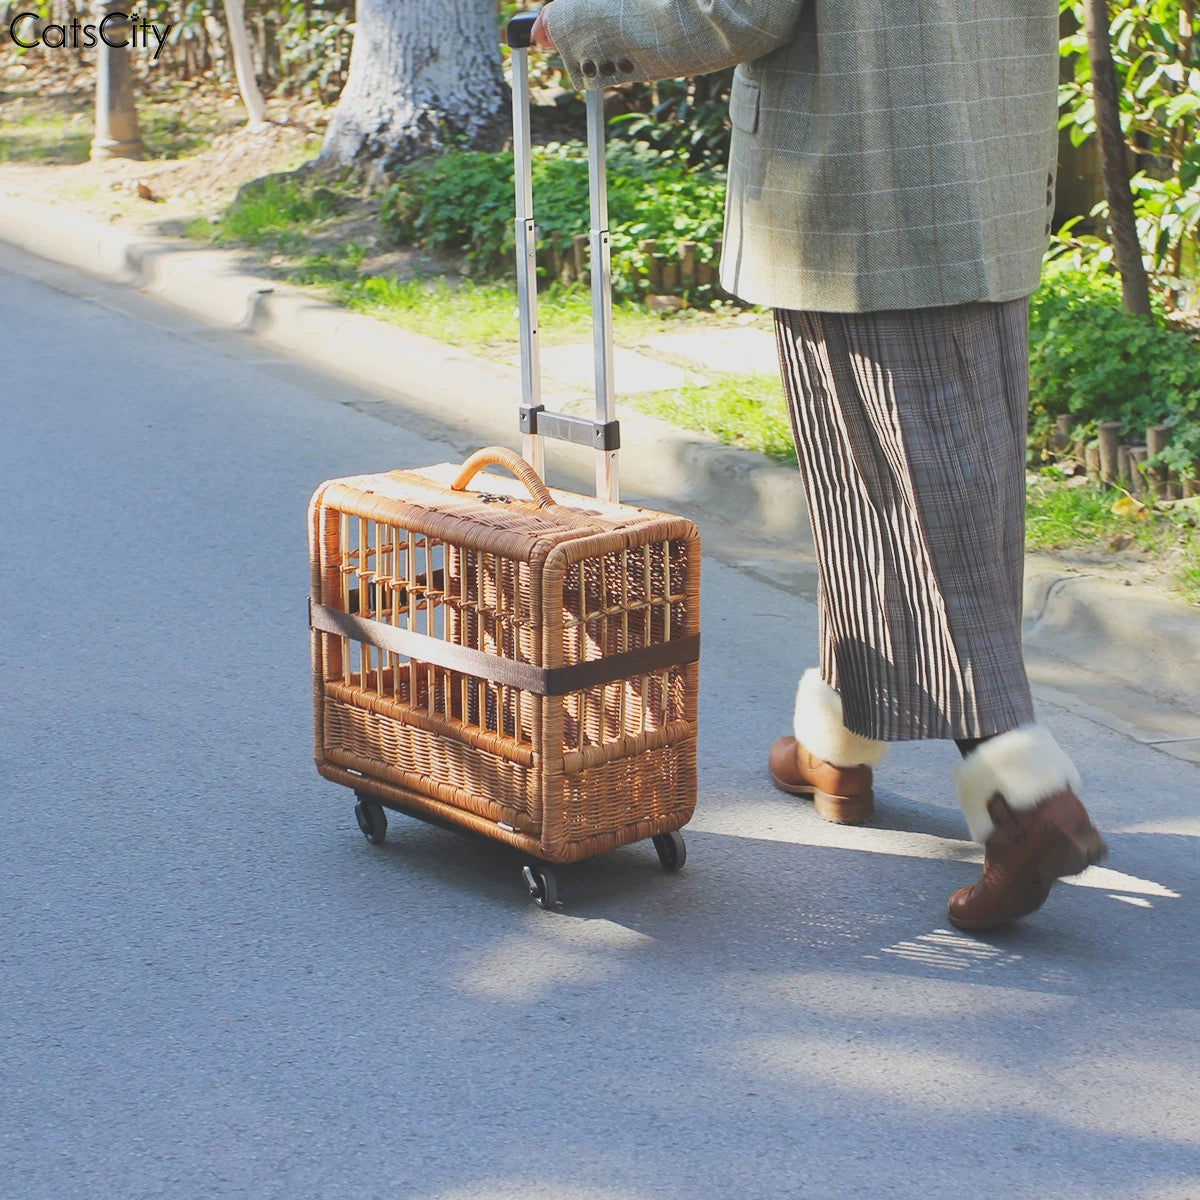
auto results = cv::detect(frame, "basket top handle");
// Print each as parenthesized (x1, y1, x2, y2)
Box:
(451, 447, 556, 509)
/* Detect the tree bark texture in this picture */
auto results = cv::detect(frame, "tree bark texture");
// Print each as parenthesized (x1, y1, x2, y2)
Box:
(319, 0, 507, 172)
(1083, 0, 1154, 316)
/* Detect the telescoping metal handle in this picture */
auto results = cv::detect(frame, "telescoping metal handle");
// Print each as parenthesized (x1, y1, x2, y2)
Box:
(505, 10, 619, 504)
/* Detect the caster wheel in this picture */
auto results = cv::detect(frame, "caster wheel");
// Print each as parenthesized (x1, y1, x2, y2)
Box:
(522, 864, 559, 910)
(652, 831, 686, 871)
(354, 794, 387, 846)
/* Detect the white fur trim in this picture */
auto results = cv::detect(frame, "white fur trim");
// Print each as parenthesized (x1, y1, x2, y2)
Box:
(791, 670, 889, 768)
(955, 725, 1082, 843)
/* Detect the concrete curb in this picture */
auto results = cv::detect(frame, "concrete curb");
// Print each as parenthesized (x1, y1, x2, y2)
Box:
(2, 192, 1198, 728)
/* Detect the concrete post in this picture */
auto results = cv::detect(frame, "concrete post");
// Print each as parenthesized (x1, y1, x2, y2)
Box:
(91, 2, 144, 161)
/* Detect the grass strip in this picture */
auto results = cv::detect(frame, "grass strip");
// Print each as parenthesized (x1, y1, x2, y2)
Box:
(1027, 474, 1200, 604)
(628, 374, 794, 463)
(294, 268, 723, 349)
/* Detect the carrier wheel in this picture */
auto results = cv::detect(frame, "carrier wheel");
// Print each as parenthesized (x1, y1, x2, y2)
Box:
(354, 795, 387, 846)
(652, 831, 686, 871)
(522, 864, 559, 910)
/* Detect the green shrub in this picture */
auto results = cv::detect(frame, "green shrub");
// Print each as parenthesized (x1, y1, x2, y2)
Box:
(381, 150, 514, 267)
(380, 141, 726, 300)
(1028, 263, 1200, 477)
(610, 70, 735, 168)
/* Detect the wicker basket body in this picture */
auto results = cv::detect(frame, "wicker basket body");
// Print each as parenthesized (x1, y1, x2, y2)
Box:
(309, 456, 700, 864)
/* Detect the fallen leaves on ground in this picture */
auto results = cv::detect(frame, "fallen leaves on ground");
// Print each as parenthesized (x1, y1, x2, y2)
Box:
(1112, 494, 1149, 519)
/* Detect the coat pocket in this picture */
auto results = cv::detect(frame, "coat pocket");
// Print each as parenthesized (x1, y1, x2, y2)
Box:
(729, 70, 760, 135)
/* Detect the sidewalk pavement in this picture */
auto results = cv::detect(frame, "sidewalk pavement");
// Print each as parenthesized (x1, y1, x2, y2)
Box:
(1, 188, 1197, 766)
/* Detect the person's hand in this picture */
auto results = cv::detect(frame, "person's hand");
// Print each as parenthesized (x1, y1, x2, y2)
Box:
(530, 5, 556, 50)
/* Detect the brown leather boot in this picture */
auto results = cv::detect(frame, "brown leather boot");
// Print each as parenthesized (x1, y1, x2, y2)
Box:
(769, 735, 875, 824)
(949, 727, 1108, 932)
(768, 669, 888, 825)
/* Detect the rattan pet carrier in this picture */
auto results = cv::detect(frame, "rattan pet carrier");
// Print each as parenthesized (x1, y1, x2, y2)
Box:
(307, 14, 700, 907)
(309, 450, 700, 898)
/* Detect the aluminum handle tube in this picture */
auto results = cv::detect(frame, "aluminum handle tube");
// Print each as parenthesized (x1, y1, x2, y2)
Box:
(511, 43, 545, 479)
(586, 88, 619, 504)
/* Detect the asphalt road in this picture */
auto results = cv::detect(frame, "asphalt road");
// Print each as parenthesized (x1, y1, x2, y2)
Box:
(2, 248, 1198, 1200)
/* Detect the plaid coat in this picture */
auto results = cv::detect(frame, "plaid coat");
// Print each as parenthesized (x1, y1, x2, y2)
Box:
(544, 0, 1061, 313)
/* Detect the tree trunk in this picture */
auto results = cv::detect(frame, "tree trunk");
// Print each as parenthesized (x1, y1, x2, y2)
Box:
(1168, 0, 1195, 281)
(224, 0, 268, 127)
(319, 0, 507, 176)
(1083, 0, 1153, 316)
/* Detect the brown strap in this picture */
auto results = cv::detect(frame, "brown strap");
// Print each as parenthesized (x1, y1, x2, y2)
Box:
(310, 600, 698, 696)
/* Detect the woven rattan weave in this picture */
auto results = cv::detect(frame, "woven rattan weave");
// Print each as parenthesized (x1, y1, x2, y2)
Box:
(310, 448, 700, 864)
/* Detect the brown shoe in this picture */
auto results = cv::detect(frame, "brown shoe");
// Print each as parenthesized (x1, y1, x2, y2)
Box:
(772, 670, 888, 824)
(768, 735, 875, 825)
(948, 786, 1108, 932)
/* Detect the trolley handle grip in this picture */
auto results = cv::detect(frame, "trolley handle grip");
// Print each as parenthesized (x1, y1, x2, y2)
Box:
(452, 447, 557, 508)
(506, 11, 539, 48)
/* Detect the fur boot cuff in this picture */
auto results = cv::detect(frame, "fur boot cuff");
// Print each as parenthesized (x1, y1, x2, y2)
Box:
(955, 725, 1082, 843)
(792, 670, 889, 768)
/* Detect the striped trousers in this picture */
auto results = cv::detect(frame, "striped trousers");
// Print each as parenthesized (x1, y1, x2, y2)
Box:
(774, 301, 1036, 742)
